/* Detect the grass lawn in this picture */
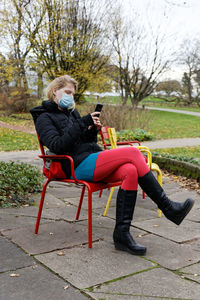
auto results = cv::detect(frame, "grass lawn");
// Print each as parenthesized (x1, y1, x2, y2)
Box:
(152, 146, 200, 158)
(0, 115, 34, 130)
(85, 96, 200, 112)
(0, 109, 199, 152)
(0, 128, 38, 151)
(140, 96, 200, 113)
(148, 111, 200, 139)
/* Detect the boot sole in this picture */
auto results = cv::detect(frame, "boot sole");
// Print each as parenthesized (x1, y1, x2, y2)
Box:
(173, 198, 195, 225)
(114, 242, 146, 256)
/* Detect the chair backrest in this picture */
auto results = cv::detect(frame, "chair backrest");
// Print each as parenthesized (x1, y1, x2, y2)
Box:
(107, 128, 117, 149)
(100, 126, 110, 150)
(37, 134, 46, 163)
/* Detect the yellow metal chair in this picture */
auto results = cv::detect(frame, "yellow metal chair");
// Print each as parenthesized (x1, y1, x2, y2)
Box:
(103, 127, 162, 218)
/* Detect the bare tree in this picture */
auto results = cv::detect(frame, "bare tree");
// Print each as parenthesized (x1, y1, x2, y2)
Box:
(179, 39, 200, 106)
(0, 0, 45, 90)
(109, 8, 171, 107)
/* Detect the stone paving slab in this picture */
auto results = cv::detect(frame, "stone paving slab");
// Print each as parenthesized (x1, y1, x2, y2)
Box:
(159, 181, 182, 195)
(0, 265, 87, 300)
(169, 189, 200, 203)
(134, 196, 158, 210)
(139, 234, 200, 270)
(186, 237, 200, 252)
(186, 205, 200, 222)
(86, 267, 200, 300)
(47, 185, 84, 199)
(30, 192, 66, 208)
(180, 263, 200, 284)
(2, 221, 101, 255)
(38, 205, 89, 222)
(0, 203, 89, 222)
(0, 205, 43, 217)
(77, 215, 149, 243)
(64, 193, 114, 210)
(85, 295, 163, 300)
(134, 218, 200, 243)
(96, 205, 158, 222)
(0, 214, 50, 232)
(36, 240, 155, 289)
(0, 236, 34, 273)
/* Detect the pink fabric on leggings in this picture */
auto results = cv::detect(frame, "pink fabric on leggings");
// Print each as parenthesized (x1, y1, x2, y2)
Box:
(93, 147, 150, 190)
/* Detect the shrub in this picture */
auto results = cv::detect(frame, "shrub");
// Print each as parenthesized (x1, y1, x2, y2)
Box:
(0, 87, 39, 114)
(0, 161, 43, 208)
(117, 128, 153, 142)
(77, 103, 153, 131)
(152, 152, 200, 166)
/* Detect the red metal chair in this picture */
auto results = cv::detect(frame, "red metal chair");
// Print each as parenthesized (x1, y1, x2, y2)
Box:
(35, 134, 121, 248)
(100, 126, 141, 149)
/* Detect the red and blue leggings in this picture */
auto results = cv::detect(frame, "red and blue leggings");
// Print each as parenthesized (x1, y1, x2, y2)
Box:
(93, 147, 149, 190)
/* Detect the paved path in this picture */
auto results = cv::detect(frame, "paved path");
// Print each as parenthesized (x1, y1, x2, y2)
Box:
(139, 106, 200, 117)
(142, 137, 200, 149)
(0, 172, 200, 299)
(1, 111, 200, 299)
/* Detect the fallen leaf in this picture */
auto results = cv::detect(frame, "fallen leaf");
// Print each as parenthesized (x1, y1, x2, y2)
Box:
(57, 251, 65, 256)
(63, 285, 69, 290)
(10, 273, 20, 277)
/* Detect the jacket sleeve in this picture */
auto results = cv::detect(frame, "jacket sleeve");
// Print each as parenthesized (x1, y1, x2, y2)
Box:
(81, 126, 99, 143)
(35, 112, 94, 154)
(73, 109, 98, 143)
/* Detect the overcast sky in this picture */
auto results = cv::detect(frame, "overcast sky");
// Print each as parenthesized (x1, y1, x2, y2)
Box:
(121, 0, 200, 80)
(122, 0, 199, 40)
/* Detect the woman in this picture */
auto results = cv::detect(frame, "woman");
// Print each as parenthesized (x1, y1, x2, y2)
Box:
(30, 75, 194, 256)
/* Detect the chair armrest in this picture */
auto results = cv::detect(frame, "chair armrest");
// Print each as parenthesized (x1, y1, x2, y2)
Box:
(116, 141, 141, 146)
(38, 154, 78, 182)
(104, 141, 141, 147)
(136, 147, 152, 168)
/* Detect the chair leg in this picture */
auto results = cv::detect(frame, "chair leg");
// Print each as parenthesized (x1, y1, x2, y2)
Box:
(151, 167, 163, 218)
(99, 190, 103, 198)
(35, 179, 50, 234)
(103, 187, 115, 216)
(142, 190, 145, 199)
(76, 185, 86, 220)
(157, 170, 163, 218)
(88, 188, 92, 248)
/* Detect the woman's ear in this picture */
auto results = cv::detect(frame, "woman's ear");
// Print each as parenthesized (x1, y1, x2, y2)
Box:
(52, 88, 57, 96)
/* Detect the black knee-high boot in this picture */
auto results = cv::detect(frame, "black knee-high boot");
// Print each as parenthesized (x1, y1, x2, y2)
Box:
(113, 188, 146, 256)
(138, 171, 194, 225)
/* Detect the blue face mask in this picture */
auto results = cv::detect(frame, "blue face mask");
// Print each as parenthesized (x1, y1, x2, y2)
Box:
(59, 93, 75, 109)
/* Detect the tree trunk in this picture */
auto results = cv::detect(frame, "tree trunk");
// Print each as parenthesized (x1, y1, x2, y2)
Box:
(37, 71, 43, 99)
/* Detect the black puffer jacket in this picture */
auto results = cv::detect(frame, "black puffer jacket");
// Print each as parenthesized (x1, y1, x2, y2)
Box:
(30, 100, 102, 177)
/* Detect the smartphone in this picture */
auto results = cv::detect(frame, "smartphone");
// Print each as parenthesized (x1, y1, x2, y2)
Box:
(94, 104, 103, 116)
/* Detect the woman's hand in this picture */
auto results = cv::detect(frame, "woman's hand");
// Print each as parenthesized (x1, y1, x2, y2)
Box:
(89, 112, 103, 130)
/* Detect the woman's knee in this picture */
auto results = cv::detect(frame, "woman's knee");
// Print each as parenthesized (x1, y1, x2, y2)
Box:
(120, 163, 138, 177)
(120, 163, 138, 190)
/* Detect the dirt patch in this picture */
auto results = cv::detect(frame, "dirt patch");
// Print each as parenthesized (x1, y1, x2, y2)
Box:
(0, 121, 36, 134)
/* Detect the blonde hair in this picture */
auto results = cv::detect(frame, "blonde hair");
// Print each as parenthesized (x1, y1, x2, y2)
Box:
(46, 75, 78, 101)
